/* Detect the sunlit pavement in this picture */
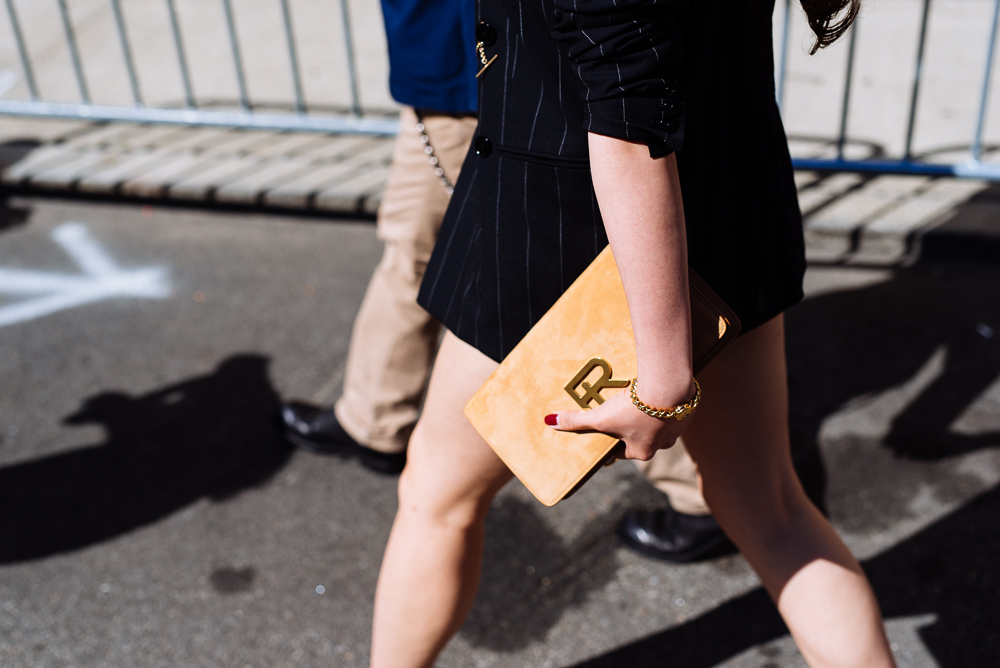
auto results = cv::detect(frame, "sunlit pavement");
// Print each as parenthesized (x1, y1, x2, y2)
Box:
(1, 195, 999, 667)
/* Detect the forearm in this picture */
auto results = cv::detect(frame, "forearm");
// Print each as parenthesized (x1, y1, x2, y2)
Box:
(588, 134, 694, 407)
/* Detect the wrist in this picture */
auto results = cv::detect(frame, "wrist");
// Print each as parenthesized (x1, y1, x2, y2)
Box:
(633, 367, 695, 407)
(630, 377, 700, 421)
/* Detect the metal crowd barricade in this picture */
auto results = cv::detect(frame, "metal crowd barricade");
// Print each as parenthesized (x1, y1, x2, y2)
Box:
(0, 0, 397, 135)
(0, 0, 998, 180)
(776, 0, 1000, 181)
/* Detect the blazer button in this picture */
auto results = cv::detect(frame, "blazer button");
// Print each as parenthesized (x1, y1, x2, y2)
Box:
(653, 119, 679, 134)
(475, 135, 493, 158)
(476, 22, 497, 47)
(663, 101, 684, 118)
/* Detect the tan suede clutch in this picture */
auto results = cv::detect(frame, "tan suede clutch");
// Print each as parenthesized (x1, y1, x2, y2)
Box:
(464, 246, 740, 506)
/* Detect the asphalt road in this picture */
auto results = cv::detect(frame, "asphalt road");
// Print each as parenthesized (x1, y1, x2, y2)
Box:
(1, 195, 998, 667)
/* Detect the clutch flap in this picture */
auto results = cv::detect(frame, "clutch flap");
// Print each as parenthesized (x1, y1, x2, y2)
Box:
(465, 247, 740, 506)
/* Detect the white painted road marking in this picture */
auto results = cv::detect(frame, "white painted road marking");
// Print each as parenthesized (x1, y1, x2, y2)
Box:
(0, 222, 170, 327)
(0, 70, 17, 98)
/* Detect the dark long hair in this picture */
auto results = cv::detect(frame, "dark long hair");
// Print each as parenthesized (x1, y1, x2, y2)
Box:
(800, 0, 860, 54)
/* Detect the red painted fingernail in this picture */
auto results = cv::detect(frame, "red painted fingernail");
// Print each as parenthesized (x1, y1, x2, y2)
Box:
(544, 414, 558, 426)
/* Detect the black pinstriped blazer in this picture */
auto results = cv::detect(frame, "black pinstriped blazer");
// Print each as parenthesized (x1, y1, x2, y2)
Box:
(419, 0, 805, 363)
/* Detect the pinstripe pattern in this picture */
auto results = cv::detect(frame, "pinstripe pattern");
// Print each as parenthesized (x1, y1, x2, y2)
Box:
(494, 155, 505, 354)
(555, 169, 564, 292)
(419, 0, 806, 363)
(427, 163, 478, 307)
(527, 80, 543, 150)
(557, 47, 568, 154)
(499, 18, 510, 145)
(523, 162, 532, 323)
(419, 0, 599, 362)
(436, 167, 480, 324)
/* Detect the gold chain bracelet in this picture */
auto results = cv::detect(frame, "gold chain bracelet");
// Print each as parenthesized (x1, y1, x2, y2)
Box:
(630, 377, 700, 420)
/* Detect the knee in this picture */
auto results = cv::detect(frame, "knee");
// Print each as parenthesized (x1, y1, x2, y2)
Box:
(750, 486, 818, 554)
(395, 452, 492, 534)
(708, 469, 817, 547)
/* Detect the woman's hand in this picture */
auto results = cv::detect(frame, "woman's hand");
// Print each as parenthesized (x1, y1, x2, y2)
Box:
(573, 136, 694, 460)
(545, 382, 695, 461)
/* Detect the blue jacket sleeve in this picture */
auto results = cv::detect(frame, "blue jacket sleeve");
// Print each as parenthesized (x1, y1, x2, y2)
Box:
(550, 0, 687, 158)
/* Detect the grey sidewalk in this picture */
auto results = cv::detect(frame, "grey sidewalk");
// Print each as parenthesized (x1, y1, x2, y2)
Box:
(1, 196, 998, 668)
(2, 120, 1000, 264)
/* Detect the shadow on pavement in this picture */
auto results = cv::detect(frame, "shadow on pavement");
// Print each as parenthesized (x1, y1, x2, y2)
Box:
(920, 182, 1000, 263)
(569, 481, 1000, 668)
(0, 354, 293, 563)
(462, 493, 648, 651)
(0, 140, 41, 234)
(0, 139, 40, 172)
(787, 261, 1000, 535)
(0, 192, 32, 233)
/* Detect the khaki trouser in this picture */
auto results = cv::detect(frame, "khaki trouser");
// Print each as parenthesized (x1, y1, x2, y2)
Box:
(333, 105, 708, 516)
(634, 441, 710, 515)
(335, 106, 478, 453)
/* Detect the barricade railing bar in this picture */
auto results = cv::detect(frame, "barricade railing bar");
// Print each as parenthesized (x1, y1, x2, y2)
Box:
(0, 0, 397, 135)
(165, 0, 194, 109)
(0, 0, 998, 179)
(777, 0, 1000, 181)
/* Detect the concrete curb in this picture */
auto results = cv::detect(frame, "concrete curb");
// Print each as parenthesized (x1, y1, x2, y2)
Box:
(2, 123, 998, 263)
(0, 123, 393, 218)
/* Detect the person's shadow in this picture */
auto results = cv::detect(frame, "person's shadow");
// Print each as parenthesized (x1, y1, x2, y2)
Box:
(0, 195, 30, 234)
(568, 480, 1000, 667)
(461, 488, 662, 651)
(563, 258, 1000, 667)
(0, 139, 41, 232)
(789, 260, 1000, 523)
(0, 354, 293, 563)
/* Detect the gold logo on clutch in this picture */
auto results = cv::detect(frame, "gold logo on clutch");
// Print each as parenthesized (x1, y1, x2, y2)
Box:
(565, 358, 630, 409)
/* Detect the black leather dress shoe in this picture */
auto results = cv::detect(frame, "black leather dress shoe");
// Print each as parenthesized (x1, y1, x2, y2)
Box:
(617, 506, 736, 563)
(280, 401, 406, 475)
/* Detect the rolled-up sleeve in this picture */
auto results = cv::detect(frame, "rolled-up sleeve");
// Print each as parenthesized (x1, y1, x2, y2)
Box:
(550, 0, 687, 158)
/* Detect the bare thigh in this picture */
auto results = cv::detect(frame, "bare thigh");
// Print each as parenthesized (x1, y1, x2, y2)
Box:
(682, 316, 805, 546)
(403, 331, 513, 521)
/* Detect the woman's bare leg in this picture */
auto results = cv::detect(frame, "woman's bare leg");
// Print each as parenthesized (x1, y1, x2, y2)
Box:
(684, 315, 894, 667)
(370, 332, 513, 668)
